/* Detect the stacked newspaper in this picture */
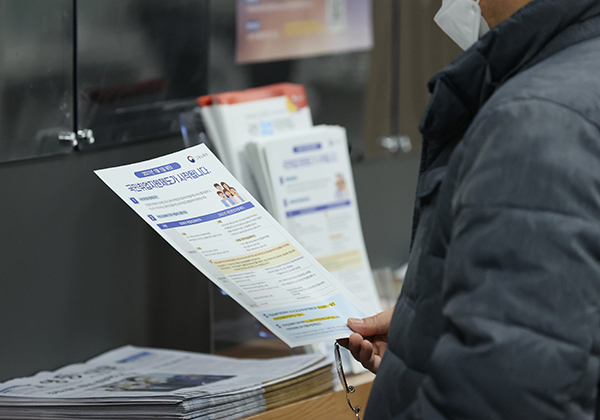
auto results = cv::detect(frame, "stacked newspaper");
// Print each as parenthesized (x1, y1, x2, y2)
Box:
(197, 83, 313, 198)
(0, 346, 332, 420)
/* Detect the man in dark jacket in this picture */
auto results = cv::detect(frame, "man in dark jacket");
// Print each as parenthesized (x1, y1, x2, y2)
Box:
(343, 0, 600, 418)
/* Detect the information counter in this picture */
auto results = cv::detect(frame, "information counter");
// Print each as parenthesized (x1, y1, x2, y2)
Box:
(243, 372, 373, 420)
(219, 339, 374, 420)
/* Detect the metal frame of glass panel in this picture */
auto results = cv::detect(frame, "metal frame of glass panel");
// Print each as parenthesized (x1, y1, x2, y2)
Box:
(0, 0, 74, 163)
(0, 0, 210, 163)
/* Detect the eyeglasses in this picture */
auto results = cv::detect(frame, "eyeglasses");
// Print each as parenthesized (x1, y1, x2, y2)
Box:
(334, 341, 362, 420)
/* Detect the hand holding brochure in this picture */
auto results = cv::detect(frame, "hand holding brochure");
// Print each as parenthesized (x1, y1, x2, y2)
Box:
(95, 144, 370, 347)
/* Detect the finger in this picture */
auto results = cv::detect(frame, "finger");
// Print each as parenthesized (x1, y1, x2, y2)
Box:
(348, 333, 365, 362)
(347, 334, 381, 374)
(347, 307, 395, 336)
(358, 340, 379, 373)
(336, 338, 349, 349)
(359, 340, 375, 363)
(350, 334, 375, 364)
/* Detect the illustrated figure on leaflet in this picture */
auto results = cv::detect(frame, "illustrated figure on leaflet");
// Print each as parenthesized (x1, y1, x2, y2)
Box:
(223, 189, 237, 205)
(220, 182, 233, 193)
(335, 173, 348, 200)
(215, 181, 245, 207)
(215, 181, 234, 207)
(217, 190, 230, 207)
(229, 187, 245, 202)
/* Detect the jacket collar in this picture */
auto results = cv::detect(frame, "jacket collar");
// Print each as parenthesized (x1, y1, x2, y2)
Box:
(419, 0, 600, 167)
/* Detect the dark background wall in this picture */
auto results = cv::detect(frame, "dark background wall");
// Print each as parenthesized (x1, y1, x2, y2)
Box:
(0, 138, 211, 382)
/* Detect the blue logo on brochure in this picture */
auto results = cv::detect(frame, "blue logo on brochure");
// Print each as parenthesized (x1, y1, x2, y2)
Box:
(148, 215, 156, 221)
(260, 121, 274, 135)
(130, 197, 139, 204)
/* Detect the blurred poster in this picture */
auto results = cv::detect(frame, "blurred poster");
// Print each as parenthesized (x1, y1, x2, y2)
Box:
(236, 0, 373, 64)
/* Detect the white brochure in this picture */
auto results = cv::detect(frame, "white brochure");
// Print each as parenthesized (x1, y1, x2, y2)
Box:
(258, 126, 382, 315)
(95, 144, 368, 348)
(198, 83, 313, 199)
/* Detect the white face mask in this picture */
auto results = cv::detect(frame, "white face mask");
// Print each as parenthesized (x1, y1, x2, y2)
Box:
(434, 0, 490, 51)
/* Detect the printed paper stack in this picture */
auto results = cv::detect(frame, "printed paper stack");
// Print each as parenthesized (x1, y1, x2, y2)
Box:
(0, 346, 332, 420)
(245, 125, 382, 371)
(197, 83, 313, 198)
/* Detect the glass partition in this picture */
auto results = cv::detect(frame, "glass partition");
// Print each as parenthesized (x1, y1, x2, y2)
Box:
(0, 0, 74, 162)
(76, 0, 210, 150)
(0, 0, 210, 162)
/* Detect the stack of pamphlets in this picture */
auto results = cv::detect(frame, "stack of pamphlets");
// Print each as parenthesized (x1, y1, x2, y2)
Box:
(245, 125, 381, 315)
(0, 346, 332, 420)
(245, 125, 382, 371)
(197, 83, 313, 198)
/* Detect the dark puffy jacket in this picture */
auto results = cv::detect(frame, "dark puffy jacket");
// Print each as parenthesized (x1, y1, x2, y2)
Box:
(365, 0, 600, 419)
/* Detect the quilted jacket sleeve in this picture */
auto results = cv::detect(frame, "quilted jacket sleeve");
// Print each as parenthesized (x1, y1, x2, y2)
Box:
(403, 99, 600, 419)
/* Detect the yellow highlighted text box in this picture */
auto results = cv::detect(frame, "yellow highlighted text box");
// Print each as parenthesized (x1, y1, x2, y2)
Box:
(317, 302, 337, 309)
(273, 313, 305, 321)
(235, 234, 256, 242)
(284, 20, 324, 37)
(316, 249, 363, 273)
(211, 241, 301, 274)
(305, 316, 339, 323)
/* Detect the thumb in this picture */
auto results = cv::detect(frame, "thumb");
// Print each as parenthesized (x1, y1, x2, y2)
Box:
(347, 307, 394, 336)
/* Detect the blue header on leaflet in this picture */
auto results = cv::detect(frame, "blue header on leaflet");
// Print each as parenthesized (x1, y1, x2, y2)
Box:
(286, 200, 350, 218)
(293, 143, 321, 153)
(135, 163, 181, 178)
(158, 202, 255, 230)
